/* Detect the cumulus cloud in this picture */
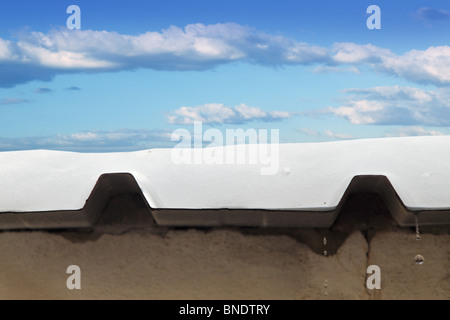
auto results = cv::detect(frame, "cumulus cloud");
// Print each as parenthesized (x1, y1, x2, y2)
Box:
(1, 23, 450, 87)
(332, 43, 450, 86)
(332, 42, 391, 64)
(416, 7, 450, 21)
(0, 97, 29, 105)
(327, 86, 450, 126)
(381, 46, 450, 85)
(167, 103, 291, 124)
(0, 129, 175, 152)
(0, 24, 330, 87)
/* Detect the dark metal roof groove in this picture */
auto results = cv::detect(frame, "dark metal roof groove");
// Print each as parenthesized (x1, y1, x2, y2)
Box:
(0, 173, 448, 231)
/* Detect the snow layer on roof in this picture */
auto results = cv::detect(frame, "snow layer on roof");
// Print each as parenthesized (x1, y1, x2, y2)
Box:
(0, 136, 449, 212)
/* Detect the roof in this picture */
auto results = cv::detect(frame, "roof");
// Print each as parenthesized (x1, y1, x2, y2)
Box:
(1, 136, 450, 230)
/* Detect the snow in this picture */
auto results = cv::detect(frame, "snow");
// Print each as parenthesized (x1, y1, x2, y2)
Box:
(0, 136, 450, 212)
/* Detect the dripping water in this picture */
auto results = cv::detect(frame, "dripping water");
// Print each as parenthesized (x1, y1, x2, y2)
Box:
(414, 214, 424, 265)
(415, 214, 421, 241)
(323, 235, 328, 296)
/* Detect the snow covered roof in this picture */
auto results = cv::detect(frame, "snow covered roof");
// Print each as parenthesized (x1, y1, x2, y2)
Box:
(0, 136, 449, 230)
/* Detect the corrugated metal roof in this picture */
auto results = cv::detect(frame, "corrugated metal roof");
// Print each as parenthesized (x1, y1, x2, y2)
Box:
(1, 136, 450, 230)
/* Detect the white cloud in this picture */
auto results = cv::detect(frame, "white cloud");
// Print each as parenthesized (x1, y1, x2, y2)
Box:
(167, 103, 291, 124)
(331, 43, 450, 86)
(328, 86, 450, 126)
(332, 42, 392, 64)
(386, 126, 445, 137)
(298, 128, 353, 140)
(379, 46, 450, 85)
(324, 130, 353, 140)
(0, 24, 331, 87)
(0, 97, 29, 105)
(298, 128, 321, 137)
(312, 65, 361, 74)
(268, 110, 291, 118)
(69, 132, 99, 141)
(0, 38, 14, 60)
(328, 100, 384, 125)
(343, 86, 435, 103)
(0, 129, 175, 152)
(416, 7, 450, 21)
(1, 24, 450, 87)
(233, 104, 266, 120)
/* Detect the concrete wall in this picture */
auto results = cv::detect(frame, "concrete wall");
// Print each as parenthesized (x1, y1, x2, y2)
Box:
(0, 227, 448, 300)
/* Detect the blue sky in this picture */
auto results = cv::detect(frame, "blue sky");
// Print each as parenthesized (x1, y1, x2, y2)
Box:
(0, 0, 450, 151)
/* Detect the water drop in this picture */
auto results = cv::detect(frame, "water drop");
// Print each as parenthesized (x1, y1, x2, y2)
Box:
(323, 250, 328, 256)
(414, 254, 424, 265)
(323, 279, 328, 296)
(282, 167, 291, 175)
(323, 236, 327, 246)
(415, 215, 421, 241)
